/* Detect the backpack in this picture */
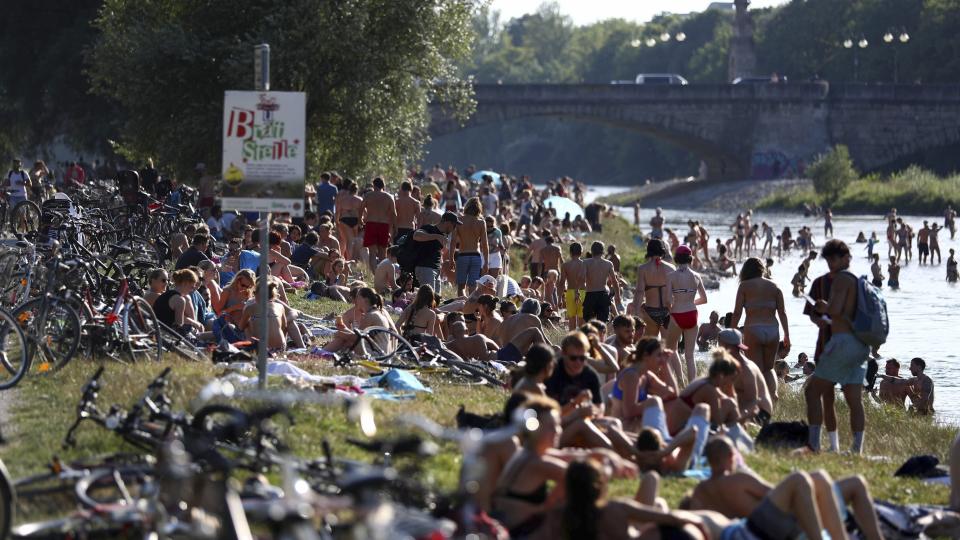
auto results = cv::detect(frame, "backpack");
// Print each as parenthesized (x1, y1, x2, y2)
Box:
(845, 271, 889, 347)
(393, 231, 418, 274)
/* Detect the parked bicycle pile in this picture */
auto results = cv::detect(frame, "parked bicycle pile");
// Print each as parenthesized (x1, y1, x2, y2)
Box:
(0, 365, 520, 539)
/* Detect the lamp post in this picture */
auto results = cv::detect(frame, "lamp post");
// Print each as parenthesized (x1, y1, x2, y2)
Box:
(630, 30, 687, 48)
(842, 36, 868, 82)
(883, 28, 910, 83)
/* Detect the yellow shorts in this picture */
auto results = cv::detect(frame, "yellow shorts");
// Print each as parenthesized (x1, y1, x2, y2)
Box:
(565, 289, 584, 318)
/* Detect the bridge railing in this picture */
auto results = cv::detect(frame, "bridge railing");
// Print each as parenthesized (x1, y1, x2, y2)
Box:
(462, 82, 960, 103)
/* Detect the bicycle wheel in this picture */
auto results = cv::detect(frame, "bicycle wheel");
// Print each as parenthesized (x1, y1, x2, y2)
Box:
(74, 465, 154, 510)
(12, 297, 81, 373)
(122, 296, 161, 362)
(10, 201, 40, 234)
(0, 308, 29, 390)
(360, 327, 419, 364)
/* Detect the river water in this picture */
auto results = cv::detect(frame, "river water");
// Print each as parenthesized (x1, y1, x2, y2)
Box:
(583, 185, 960, 423)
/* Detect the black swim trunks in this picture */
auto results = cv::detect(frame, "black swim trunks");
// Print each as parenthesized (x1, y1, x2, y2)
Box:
(582, 290, 611, 323)
(339, 216, 359, 227)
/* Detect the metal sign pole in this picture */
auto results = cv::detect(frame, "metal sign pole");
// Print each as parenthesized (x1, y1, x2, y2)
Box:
(255, 43, 270, 390)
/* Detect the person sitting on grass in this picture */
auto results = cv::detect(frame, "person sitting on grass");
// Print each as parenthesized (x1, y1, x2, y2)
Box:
(321, 287, 398, 355)
(687, 436, 884, 540)
(445, 320, 498, 361)
(144, 268, 169, 307)
(152, 268, 210, 340)
(237, 276, 288, 351)
(397, 284, 438, 340)
(608, 337, 691, 435)
(532, 458, 706, 540)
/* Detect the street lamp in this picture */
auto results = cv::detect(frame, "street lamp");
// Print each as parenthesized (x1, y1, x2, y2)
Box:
(843, 35, 868, 82)
(884, 28, 911, 83)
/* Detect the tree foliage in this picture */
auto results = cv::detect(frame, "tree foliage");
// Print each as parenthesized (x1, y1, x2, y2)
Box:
(809, 145, 858, 202)
(87, 0, 475, 179)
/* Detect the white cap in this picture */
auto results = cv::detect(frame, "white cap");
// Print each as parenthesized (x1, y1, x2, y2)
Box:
(477, 275, 497, 288)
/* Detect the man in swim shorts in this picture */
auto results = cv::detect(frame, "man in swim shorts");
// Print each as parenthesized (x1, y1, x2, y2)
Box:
(559, 241, 586, 330)
(359, 177, 396, 271)
(582, 241, 619, 323)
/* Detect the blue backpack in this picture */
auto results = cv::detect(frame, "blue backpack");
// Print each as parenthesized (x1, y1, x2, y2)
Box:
(846, 271, 889, 347)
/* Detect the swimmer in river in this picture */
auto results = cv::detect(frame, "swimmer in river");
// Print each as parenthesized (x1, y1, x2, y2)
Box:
(887, 256, 900, 289)
(878, 357, 935, 415)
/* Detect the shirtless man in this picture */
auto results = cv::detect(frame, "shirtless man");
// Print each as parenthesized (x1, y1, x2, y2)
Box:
(476, 294, 503, 341)
(917, 221, 931, 264)
(718, 329, 774, 424)
(559, 242, 586, 330)
(583, 241, 619, 324)
(373, 246, 399, 295)
(445, 321, 498, 361)
(869, 254, 884, 288)
(359, 177, 396, 271)
(606, 245, 621, 274)
(540, 234, 562, 278)
(886, 218, 897, 258)
(495, 299, 552, 363)
(879, 357, 935, 415)
(649, 208, 665, 240)
(689, 437, 884, 540)
(317, 223, 340, 254)
(496, 297, 544, 347)
(874, 358, 910, 407)
(930, 223, 943, 264)
(808, 239, 870, 454)
(696, 311, 722, 351)
(394, 180, 421, 239)
(452, 197, 489, 296)
(945, 205, 957, 240)
(238, 278, 288, 350)
(605, 314, 636, 364)
(335, 181, 362, 259)
(526, 233, 547, 278)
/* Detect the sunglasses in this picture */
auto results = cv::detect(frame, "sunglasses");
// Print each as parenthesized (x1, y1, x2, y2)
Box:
(565, 354, 587, 363)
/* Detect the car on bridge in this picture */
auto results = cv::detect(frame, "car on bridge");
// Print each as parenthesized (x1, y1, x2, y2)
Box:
(732, 75, 788, 84)
(634, 73, 689, 85)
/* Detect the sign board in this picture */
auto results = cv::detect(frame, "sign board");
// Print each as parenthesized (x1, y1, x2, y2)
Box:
(221, 90, 306, 216)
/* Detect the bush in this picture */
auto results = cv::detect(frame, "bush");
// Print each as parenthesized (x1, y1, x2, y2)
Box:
(809, 145, 858, 203)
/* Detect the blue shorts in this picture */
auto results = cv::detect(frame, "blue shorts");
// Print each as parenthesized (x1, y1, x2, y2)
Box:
(455, 253, 482, 286)
(814, 333, 869, 386)
(497, 342, 522, 363)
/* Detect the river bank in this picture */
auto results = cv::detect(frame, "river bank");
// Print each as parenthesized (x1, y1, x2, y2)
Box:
(597, 167, 960, 215)
(597, 178, 811, 210)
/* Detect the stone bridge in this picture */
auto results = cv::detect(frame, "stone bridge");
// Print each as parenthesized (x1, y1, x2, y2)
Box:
(429, 83, 960, 180)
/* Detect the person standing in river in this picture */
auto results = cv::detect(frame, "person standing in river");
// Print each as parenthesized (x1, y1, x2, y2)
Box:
(649, 208, 665, 240)
(948, 249, 958, 282)
(930, 222, 943, 264)
(823, 208, 833, 238)
(731, 257, 790, 403)
(807, 240, 869, 454)
(945, 205, 957, 240)
(917, 221, 931, 265)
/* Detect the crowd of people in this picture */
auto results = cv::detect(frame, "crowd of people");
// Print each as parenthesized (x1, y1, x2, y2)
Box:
(7, 155, 957, 539)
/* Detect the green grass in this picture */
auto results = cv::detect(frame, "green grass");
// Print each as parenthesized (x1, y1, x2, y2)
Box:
(0, 214, 953, 520)
(758, 165, 960, 214)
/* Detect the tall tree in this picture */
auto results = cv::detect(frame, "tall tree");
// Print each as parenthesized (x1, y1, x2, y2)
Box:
(88, 0, 475, 179)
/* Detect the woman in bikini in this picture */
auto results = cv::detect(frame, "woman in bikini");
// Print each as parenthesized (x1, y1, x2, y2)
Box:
(492, 396, 568, 537)
(677, 349, 742, 427)
(731, 257, 790, 402)
(323, 287, 398, 354)
(609, 338, 693, 435)
(335, 180, 362, 259)
(237, 276, 288, 351)
(665, 245, 708, 385)
(212, 269, 255, 341)
(633, 239, 678, 373)
(397, 284, 438, 339)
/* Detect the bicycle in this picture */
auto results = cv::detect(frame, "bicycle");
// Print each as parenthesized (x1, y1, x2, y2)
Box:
(0, 189, 41, 236)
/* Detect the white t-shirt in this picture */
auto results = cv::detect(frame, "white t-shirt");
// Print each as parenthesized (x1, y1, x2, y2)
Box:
(6, 170, 29, 200)
(481, 193, 498, 216)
